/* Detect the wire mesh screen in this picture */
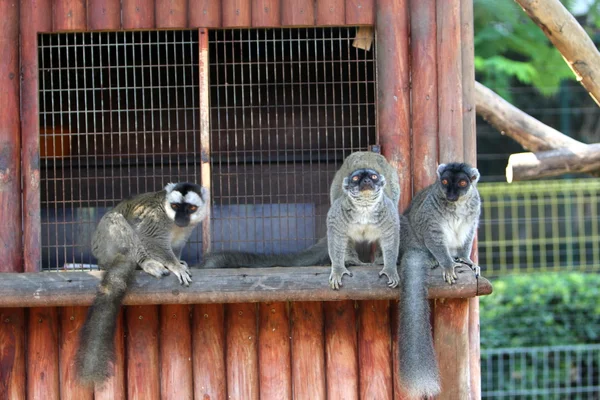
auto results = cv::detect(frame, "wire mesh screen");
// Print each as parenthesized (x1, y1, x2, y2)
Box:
(39, 30, 201, 270)
(209, 28, 378, 253)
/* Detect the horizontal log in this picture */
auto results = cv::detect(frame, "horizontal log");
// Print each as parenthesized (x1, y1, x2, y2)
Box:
(506, 143, 600, 181)
(0, 266, 491, 308)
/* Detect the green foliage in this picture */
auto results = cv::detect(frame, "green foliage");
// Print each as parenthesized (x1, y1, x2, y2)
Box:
(474, 0, 600, 101)
(480, 272, 600, 348)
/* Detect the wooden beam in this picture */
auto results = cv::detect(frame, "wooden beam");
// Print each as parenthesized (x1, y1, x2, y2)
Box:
(0, 266, 492, 308)
(515, 0, 600, 107)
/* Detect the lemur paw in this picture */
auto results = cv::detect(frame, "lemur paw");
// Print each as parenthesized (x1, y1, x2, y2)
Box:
(140, 259, 171, 278)
(442, 264, 460, 285)
(179, 260, 189, 268)
(378, 266, 399, 288)
(167, 262, 192, 286)
(329, 267, 352, 290)
(454, 257, 481, 277)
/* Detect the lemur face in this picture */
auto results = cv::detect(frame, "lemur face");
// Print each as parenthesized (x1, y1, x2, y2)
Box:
(343, 168, 386, 196)
(164, 182, 209, 227)
(437, 163, 480, 202)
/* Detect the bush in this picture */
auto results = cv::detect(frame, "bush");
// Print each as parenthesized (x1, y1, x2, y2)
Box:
(480, 272, 600, 349)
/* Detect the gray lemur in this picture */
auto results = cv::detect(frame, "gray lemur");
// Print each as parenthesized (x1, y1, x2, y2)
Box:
(398, 162, 481, 397)
(76, 182, 208, 385)
(202, 151, 401, 290)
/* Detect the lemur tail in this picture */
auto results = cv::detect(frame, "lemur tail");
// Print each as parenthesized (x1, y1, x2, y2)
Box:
(202, 237, 331, 268)
(75, 256, 137, 385)
(398, 249, 441, 397)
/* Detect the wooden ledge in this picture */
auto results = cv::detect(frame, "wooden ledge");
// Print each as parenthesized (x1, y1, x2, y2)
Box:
(0, 265, 492, 308)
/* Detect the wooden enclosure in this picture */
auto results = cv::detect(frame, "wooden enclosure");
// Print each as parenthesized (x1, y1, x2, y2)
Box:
(0, 0, 489, 399)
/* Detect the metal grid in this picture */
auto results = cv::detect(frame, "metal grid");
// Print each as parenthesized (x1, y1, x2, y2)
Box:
(39, 30, 201, 270)
(208, 28, 378, 253)
(478, 179, 600, 276)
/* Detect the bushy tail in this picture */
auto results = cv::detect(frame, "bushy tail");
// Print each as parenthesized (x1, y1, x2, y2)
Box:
(202, 237, 331, 268)
(398, 249, 441, 397)
(75, 256, 137, 385)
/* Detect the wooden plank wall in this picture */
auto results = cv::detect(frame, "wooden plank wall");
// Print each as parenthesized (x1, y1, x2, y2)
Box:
(0, 0, 481, 398)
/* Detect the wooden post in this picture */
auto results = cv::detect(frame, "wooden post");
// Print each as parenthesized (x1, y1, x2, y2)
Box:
(192, 304, 226, 400)
(222, 0, 251, 27)
(258, 302, 292, 400)
(94, 312, 126, 400)
(290, 302, 326, 399)
(252, 0, 280, 27)
(87, 0, 121, 30)
(281, 0, 315, 26)
(27, 308, 60, 400)
(160, 304, 194, 400)
(358, 300, 393, 399)
(226, 303, 259, 400)
(156, 0, 187, 28)
(127, 305, 160, 400)
(346, 0, 374, 25)
(324, 300, 358, 400)
(0, 308, 25, 400)
(53, 0, 87, 31)
(188, 0, 222, 27)
(59, 307, 93, 400)
(122, 0, 156, 29)
(316, 0, 345, 25)
(199, 27, 212, 254)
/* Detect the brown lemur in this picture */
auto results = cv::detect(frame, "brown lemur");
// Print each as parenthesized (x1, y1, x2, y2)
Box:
(76, 182, 209, 385)
(202, 151, 401, 289)
(397, 162, 481, 397)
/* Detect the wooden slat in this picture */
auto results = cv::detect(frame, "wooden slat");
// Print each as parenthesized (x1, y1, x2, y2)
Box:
(316, 0, 344, 25)
(358, 300, 393, 400)
(0, 0, 22, 273)
(390, 301, 410, 399)
(252, 0, 280, 27)
(199, 27, 212, 254)
(21, 0, 51, 273)
(156, 0, 187, 28)
(122, 0, 156, 29)
(53, 0, 87, 31)
(281, 0, 314, 26)
(324, 300, 358, 400)
(27, 307, 60, 400)
(0, 308, 25, 400)
(87, 0, 121, 30)
(345, 0, 374, 25)
(410, 0, 438, 189)
(160, 304, 193, 400)
(222, 0, 251, 27)
(0, 266, 493, 308)
(188, 0, 221, 28)
(59, 306, 94, 400)
(434, 299, 471, 398)
(126, 305, 160, 400)
(226, 303, 259, 400)
(258, 302, 292, 399)
(376, 0, 411, 211)
(94, 311, 126, 400)
(192, 304, 226, 400)
(290, 302, 326, 399)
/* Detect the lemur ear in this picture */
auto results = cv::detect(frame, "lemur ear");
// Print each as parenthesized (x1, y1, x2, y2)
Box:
(164, 183, 177, 193)
(469, 167, 480, 183)
(342, 177, 350, 191)
(436, 164, 447, 180)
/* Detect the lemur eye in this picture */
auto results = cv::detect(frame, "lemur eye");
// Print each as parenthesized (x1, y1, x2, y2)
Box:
(458, 180, 468, 187)
(171, 203, 180, 211)
(371, 175, 378, 180)
(352, 176, 360, 181)
(189, 205, 198, 212)
(441, 179, 449, 185)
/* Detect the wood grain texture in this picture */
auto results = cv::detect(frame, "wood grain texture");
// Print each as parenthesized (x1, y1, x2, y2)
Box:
(0, 308, 25, 400)
(258, 302, 292, 400)
(290, 302, 326, 399)
(0, 0, 22, 273)
(222, 0, 251, 27)
(358, 300, 393, 400)
(189, 0, 221, 27)
(193, 304, 226, 400)
(27, 307, 60, 400)
(155, 0, 187, 28)
(0, 266, 493, 307)
(87, 0, 121, 30)
(94, 311, 126, 400)
(376, 0, 411, 210)
(281, 0, 314, 26)
(252, 0, 280, 27)
(434, 298, 471, 399)
(53, 0, 87, 31)
(316, 0, 344, 25)
(59, 306, 94, 400)
(324, 300, 358, 400)
(122, 0, 156, 29)
(21, 0, 51, 273)
(226, 303, 259, 400)
(160, 304, 193, 400)
(126, 305, 160, 400)
(345, 0, 374, 25)
(390, 301, 410, 399)
(199, 27, 212, 254)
